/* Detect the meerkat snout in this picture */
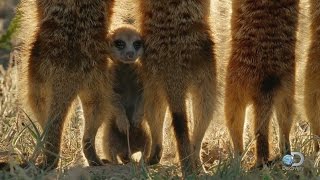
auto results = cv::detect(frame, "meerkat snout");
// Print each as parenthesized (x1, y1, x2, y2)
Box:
(126, 51, 134, 59)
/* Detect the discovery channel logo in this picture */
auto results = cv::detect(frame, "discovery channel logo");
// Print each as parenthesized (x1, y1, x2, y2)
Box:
(282, 152, 304, 171)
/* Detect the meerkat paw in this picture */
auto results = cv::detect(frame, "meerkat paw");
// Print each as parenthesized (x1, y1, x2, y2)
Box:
(116, 114, 130, 134)
(132, 96, 144, 127)
(132, 112, 143, 127)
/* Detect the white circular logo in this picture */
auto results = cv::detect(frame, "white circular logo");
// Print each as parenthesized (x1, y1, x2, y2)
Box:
(282, 152, 304, 167)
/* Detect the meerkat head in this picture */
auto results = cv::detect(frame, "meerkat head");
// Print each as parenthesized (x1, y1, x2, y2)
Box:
(109, 26, 143, 64)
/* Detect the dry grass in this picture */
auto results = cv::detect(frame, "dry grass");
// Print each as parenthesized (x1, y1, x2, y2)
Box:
(0, 0, 319, 179)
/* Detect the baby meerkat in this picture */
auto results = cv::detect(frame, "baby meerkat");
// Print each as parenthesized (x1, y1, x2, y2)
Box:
(102, 26, 151, 163)
(304, 0, 320, 152)
(225, 0, 299, 167)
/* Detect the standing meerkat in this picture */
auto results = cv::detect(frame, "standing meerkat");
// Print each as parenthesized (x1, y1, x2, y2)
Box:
(225, 0, 299, 167)
(102, 26, 151, 164)
(14, 0, 130, 169)
(304, 0, 320, 152)
(138, 0, 217, 175)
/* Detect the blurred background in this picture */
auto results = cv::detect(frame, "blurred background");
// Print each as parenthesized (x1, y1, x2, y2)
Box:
(0, 0, 19, 69)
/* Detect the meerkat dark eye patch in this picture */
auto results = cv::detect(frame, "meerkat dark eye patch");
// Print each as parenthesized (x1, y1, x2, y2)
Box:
(133, 40, 142, 50)
(114, 40, 126, 49)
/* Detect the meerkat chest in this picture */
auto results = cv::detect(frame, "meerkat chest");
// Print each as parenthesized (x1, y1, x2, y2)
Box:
(113, 64, 142, 108)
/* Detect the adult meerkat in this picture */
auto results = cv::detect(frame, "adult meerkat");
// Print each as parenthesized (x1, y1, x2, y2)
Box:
(102, 26, 151, 163)
(138, 0, 217, 175)
(225, 0, 299, 166)
(15, 0, 130, 169)
(304, 0, 320, 152)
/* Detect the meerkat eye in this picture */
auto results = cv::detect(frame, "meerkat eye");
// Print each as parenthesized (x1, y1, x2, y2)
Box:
(133, 40, 142, 50)
(114, 40, 126, 49)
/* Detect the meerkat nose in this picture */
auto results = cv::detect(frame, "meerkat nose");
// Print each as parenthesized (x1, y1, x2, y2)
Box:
(126, 52, 134, 59)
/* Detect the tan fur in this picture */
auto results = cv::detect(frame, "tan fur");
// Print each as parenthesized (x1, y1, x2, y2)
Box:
(102, 27, 150, 164)
(16, 0, 127, 169)
(225, 0, 299, 166)
(304, 0, 320, 152)
(138, 0, 217, 176)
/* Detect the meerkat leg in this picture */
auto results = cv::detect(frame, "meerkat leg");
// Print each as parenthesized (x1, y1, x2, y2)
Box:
(275, 90, 294, 155)
(307, 0, 320, 152)
(118, 147, 130, 164)
(41, 75, 78, 169)
(131, 95, 151, 162)
(253, 94, 274, 166)
(104, 119, 127, 164)
(304, 90, 320, 152)
(27, 80, 49, 128)
(132, 95, 144, 127)
(144, 83, 167, 165)
(140, 120, 152, 162)
(166, 83, 194, 176)
(171, 107, 193, 175)
(190, 74, 216, 170)
(80, 81, 111, 166)
(224, 84, 246, 158)
(112, 97, 130, 134)
(102, 122, 116, 164)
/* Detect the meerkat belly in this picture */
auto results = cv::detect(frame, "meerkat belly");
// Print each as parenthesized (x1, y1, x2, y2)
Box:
(121, 92, 140, 122)
(144, 29, 212, 67)
(114, 64, 142, 122)
(229, 1, 297, 88)
(31, 2, 108, 73)
(142, 2, 213, 71)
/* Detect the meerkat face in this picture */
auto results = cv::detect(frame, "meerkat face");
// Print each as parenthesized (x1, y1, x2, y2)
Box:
(109, 27, 143, 64)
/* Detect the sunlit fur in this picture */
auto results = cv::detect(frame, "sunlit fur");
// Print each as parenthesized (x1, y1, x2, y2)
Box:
(16, 0, 127, 169)
(102, 27, 150, 163)
(225, 0, 299, 166)
(138, 0, 217, 176)
(304, 0, 320, 152)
